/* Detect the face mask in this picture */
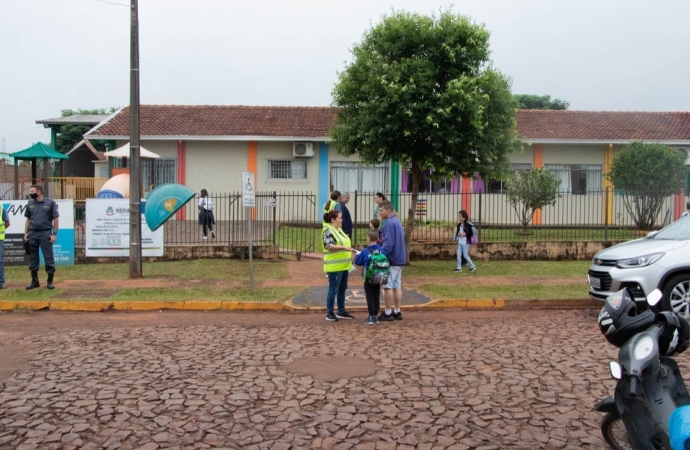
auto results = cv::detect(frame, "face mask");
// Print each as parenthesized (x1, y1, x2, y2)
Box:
(30, 193, 38, 199)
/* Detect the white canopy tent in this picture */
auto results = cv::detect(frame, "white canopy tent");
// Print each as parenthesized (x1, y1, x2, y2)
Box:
(104, 143, 160, 159)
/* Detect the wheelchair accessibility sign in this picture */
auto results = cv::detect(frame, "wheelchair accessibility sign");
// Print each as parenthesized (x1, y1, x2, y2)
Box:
(242, 172, 255, 207)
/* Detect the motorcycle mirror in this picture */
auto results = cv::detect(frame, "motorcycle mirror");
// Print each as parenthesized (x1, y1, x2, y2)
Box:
(647, 289, 663, 306)
(609, 361, 622, 380)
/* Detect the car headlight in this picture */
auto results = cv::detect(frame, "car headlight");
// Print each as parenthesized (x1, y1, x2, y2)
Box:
(616, 253, 664, 268)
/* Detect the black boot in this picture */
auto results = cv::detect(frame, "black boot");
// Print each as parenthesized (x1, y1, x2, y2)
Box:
(47, 273, 55, 290)
(26, 271, 40, 290)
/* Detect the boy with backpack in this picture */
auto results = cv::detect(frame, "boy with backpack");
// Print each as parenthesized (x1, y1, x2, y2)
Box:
(354, 229, 389, 325)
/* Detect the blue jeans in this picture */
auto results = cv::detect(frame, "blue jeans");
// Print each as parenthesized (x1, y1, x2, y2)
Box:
(0, 240, 4, 283)
(326, 270, 349, 315)
(456, 242, 475, 270)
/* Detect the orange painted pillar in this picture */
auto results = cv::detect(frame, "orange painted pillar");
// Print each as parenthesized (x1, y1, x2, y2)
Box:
(248, 142, 257, 220)
(533, 144, 543, 225)
(176, 140, 186, 220)
(461, 177, 472, 212)
(675, 190, 685, 221)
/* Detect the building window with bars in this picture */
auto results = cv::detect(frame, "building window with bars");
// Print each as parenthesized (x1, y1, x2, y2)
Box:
(544, 164, 602, 195)
(268, 159, 307, 180)
(329, 161, 388, 193)
(112, 157, 178, 194)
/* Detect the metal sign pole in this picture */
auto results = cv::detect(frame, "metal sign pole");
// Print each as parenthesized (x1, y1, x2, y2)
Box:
(247, 210, 253, 294)
(241, 171, 256, 294)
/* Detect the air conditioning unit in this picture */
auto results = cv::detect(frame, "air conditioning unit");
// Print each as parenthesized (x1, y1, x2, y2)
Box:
(293, 142, 314, 157)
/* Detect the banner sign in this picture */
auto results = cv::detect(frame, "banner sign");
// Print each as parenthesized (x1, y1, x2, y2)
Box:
(2, 199, 75, 266)
(85, 199, 164, 257)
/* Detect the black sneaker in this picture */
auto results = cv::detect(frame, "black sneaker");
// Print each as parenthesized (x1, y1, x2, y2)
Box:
(392, 311, 403, 320)
(326, 313, 338, 322)
(453, 268, 462, 273)
(469, 267, 476, 273)
(378, 312, 394, 322)
(365, 316, 376, 325)
(336, 311, 354, 320)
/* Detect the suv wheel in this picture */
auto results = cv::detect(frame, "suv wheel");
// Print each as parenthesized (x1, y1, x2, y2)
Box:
(662, 274, 690, 318)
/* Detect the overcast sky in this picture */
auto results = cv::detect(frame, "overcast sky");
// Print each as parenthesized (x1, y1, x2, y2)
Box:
(1, 0, 688, 152)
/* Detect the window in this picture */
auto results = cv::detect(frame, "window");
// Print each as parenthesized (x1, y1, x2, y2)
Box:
(268, 159, 307, 180)
(111, 157, 177, 193)
(330, 162, 387, 192)
(143, 158, 177, 192)
(401, 168, 459, 193)
(544, 164, 602, 195)
(472, 164, 532, 193)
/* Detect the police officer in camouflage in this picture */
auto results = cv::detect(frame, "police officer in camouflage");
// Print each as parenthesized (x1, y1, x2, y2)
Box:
(24, 185, 59, 290)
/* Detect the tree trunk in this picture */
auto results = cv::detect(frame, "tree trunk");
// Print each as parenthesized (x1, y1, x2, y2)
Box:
(403, 162, 422, 263)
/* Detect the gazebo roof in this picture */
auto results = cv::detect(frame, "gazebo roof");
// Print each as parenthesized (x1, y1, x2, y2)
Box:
(11, 142, 69, 160)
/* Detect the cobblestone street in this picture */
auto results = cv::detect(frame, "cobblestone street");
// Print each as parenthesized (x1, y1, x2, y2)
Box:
(0, 309, 656, 449)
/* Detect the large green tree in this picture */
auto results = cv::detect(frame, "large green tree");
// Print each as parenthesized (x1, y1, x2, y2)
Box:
(56, 108, 116, 153)
(607, 141, 686, 230)
(513, 94, 569, 110)
(330, 10, 521, 244)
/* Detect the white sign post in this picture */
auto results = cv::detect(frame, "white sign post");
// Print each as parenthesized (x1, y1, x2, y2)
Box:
(242, 172, 255, 293)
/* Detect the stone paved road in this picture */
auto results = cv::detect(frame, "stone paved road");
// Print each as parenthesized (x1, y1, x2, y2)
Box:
(1, 309, 680, 449)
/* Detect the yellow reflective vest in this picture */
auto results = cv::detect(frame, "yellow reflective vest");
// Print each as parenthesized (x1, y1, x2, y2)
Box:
(322, 226, 352, 273)
(0, 205, 5, 241)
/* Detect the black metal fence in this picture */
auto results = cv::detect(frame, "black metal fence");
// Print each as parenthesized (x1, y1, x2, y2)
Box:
(72, 189, 685, 256)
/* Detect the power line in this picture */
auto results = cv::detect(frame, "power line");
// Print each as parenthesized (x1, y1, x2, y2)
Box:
(93, 0, 129, 7)
(3, 126, 43, 138)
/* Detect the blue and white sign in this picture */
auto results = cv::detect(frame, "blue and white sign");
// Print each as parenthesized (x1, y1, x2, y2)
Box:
(2, 199, 75, 266)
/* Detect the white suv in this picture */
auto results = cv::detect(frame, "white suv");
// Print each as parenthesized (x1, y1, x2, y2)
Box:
(588, 216, 690, 316)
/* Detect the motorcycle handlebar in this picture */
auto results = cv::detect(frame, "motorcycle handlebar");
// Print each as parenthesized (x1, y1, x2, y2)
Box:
(630, 377, 638, 397)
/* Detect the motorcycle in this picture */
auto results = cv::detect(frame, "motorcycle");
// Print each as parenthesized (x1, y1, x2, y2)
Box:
(596, 288, 690, 450)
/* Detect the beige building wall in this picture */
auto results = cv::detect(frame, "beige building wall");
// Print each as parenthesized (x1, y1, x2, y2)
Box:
(257, 141, 319, 193)
(184, 141, 247, 195)
(541, 144, 606, 165)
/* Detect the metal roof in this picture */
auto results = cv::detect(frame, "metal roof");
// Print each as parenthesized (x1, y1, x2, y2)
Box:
(36, 115, 109, 126)
(11, 142, 69, 160)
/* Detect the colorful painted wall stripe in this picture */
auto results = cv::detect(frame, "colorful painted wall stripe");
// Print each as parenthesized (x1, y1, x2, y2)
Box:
(533, 144, 543, 225)
(319, 143, 329, 220)
(176, 140, 186, 220)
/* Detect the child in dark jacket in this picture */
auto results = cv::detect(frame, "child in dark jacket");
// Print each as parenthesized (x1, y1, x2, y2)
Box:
(354, 229, 382, 325)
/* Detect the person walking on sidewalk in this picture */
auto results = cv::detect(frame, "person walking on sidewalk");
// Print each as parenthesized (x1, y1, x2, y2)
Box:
(354, 229, 383, 325)
(198, 189, 216, 240)
(378, 200, 406, 321)
(322, 209, 356, 322)
(0, 204, 9, 289)
(24, 184, 59, 290)
(454, 210, 476, 273)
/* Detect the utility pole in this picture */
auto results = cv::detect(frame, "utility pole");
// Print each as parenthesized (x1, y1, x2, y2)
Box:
(129, 0, 142, 278)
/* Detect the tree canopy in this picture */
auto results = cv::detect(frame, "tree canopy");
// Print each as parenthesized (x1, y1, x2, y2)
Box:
(513, 94, 569, 110)
(56, 108, 117, 154)
(607, 141, 686, 229)
(330, 10, 521, 242)
(506, 168, 561, 232)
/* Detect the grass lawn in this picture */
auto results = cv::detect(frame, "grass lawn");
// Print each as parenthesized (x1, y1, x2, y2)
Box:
(4, 260, 289, 282)
(0, 286, 302, 303)
(403, 260, 590, 277)
(0, 260, 590, 303)
(421, 283, 587, 300)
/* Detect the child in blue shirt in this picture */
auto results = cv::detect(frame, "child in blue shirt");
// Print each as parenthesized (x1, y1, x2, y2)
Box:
(354, 229, 382, 325)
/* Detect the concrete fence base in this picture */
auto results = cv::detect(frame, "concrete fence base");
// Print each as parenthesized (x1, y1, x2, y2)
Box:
(75, 240, 622, 263)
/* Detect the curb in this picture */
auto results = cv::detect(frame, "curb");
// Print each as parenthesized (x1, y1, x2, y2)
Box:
(0, 298, 601, 312)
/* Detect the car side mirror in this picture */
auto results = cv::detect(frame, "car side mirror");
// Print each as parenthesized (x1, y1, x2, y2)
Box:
(647, 289, 663, 306)
(646, 231, 658, 238)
